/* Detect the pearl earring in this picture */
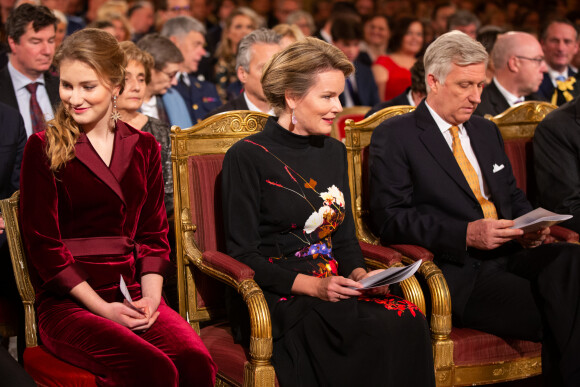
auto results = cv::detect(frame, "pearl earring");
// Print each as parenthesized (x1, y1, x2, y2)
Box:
(110, 95, 121, 124)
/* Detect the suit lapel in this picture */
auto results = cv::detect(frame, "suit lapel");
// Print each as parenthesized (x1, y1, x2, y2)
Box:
(74, 122, 138, 206)
(416, 103, 478, 202)
(109, 121, 138, 184)
(43, 72, 61, 108)
(0, 67, 19, 109)
(488, 82, 509, 114)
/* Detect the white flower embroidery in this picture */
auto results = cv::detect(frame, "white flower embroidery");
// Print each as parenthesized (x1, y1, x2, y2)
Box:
(304, 206, 335, 234)
(326, 185, 345, 207)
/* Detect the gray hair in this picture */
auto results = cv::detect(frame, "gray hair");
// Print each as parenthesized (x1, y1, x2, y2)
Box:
(424, 30, 488, 92)
(236, 28, 281, 72)
(287, 10, 315, 35)
(447, 10, 480, 30)
(160, 16, 206, 39)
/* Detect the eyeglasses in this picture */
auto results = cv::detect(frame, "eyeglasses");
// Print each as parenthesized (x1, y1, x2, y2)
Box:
(159, 69, 177, 80)
(515, 56, 545, 65)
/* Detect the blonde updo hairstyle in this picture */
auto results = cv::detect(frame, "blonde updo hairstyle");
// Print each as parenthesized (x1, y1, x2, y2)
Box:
(46, 28, 127, 171)
(261, 37, 354, 117)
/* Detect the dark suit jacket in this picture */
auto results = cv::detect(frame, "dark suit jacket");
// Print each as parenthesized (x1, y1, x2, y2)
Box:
(474, 80, 545, 117)
(537, 67, 580, 106)
(0, 65, 60, 114)
(365, 88, 413, 117)
(174, 74, 222, 124)
(339, 60, 380, 108)
(0, 102, 25, 247)
(369, 100, 532, 315)
(534, 96, 580, 232)
(205, 93, 249, 118)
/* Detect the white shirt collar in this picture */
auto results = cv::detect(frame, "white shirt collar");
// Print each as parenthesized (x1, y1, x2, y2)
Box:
(547, 66, 569, 87)
(406, 89, 415, 106)
(493, 77, 522, 106)
(8, 61, 45, 90)
(425, 100, 465, 135)
(243, 92, 275, 116)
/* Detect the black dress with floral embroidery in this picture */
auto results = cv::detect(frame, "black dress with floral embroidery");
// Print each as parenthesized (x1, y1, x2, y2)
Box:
(222, 117, 435, 387)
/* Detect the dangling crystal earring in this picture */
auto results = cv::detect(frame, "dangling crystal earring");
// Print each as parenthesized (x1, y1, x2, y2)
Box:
(110, 95, 121, 124)
(291, 109, 297, 125)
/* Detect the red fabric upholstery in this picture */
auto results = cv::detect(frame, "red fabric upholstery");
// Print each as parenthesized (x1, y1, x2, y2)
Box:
(503, 139, 532, 197)
(549, 225, 579, 243)
(450, 327, 541, 366)
(201, 323, 279, 386)
(336, 114, 366, 142)
(24, 346, 96, 387)
(359, 242, 401, 266)
(202, 251, 255, 282)
(187, 154, 228, 312)
(389, 244, 434, 262)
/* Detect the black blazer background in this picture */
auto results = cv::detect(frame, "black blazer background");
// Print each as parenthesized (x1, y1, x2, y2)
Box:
(0, 66, 60, 113)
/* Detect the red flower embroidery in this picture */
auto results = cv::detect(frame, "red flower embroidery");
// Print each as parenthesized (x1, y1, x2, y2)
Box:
(358, 297, 422, 317)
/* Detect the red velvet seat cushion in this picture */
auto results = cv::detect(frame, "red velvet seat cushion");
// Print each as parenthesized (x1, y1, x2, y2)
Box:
(24, 346, 96, 387)
(451, 327, 541, 366)
(336, 113, 366, 141)
(201, 322, 279, 386)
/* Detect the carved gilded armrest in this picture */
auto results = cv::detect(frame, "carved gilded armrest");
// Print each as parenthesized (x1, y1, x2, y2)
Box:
(180, 215, 273, 373)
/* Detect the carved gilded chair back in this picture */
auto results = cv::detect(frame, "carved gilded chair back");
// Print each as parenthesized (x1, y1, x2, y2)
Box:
(344, 105, 416, 244)
(0, 191, 38, 348)
(330, 106, 371, 141)
(171, 110, 270, 326)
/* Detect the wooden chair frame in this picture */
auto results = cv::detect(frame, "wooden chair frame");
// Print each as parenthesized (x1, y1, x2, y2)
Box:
(344, 105, 544, 386)
(330, 106, 371, 141)
(171, 110, 275, 387)
(0, 191, 37, 349)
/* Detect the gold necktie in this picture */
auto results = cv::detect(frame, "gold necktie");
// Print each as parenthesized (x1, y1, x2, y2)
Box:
(450, 126, 498, 219)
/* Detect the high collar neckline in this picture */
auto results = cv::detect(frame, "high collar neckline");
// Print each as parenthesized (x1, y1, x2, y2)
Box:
(263, 117, 326, 149)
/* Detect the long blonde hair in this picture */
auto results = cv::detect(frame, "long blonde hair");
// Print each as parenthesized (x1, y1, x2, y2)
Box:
(46, 28, 126, 171)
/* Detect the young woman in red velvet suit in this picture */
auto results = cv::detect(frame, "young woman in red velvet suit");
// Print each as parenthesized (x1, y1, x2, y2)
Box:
(19, 29, 216, 386)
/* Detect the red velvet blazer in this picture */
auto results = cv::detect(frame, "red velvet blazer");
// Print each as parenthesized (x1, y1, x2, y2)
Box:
(19, 121, 171, 306)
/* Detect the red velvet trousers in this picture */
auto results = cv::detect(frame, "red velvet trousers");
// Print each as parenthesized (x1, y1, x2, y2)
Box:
(38, 297, 216, 387)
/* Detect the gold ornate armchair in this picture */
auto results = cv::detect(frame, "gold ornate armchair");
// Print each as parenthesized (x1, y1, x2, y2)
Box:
(330, 106, 370, 142)
(345, 105, 544, 386)
(171, 110, 425, 386)
(0, 191, 97, 386)
(171, 111, 275, 387)
(489, 101, 578, 243)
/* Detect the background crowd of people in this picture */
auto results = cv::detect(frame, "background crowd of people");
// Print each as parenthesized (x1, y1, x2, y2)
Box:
(3, 0, 580, 385)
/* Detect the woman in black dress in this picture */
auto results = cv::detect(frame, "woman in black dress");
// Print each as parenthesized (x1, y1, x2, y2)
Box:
(221, 37, 435, 386)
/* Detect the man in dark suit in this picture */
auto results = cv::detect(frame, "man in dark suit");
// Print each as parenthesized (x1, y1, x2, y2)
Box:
(475, 32, 547, 117)
(365, 58, 426, 117)
(537, 19, 580, 106)
(534, 96, 580, 233)
(0, 4, 60, 137)
(370, 31, 580, 385)
(161, 16, 221, 124)
(331, 17, 380, 108)
(0, 102, 26, 365)
(206, 28, 281, 118)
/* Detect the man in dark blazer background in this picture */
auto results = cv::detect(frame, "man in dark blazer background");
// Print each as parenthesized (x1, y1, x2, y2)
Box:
(475, 32, 547, 117)
(534, 96, 580, 233)
(370, 31, 580, 385)
(331, 17, 380, 108)
(161, 16, 221, 125)
(537, 19, 580, 106)
(0, 4, 60, 137)
(206, 28, 281, 118)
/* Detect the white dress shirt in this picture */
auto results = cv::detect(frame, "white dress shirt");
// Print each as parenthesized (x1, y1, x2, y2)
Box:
(547, 66, 569, 87)
(493, 78, 523, 106)
(8, 62, 54, 137)
(140, 96, 158, 119)
(425, 101, 492, 200)
(243, 92, 275, 116)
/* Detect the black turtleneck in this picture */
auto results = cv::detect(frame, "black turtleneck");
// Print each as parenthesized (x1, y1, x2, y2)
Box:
(222, 117, 365, 307)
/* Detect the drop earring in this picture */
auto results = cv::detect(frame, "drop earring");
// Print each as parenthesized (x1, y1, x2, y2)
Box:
(110, 95, 121, 124)
(291, 109, 297, 125)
